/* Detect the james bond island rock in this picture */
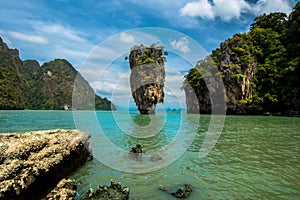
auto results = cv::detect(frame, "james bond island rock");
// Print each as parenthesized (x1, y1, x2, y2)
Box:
(0, 129, 92, 200)
(128, 44, 167, 114)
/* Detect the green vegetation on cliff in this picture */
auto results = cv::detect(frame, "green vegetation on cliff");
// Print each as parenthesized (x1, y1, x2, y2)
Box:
(184, 3, 300, 115)
(0, 38, 115, 110)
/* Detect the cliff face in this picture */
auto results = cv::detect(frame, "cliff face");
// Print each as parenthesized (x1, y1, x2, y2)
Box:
(129, 45, 166, 114)
(0, 129, 92, 200)
(184, 35, 259, 114)
(0, 38, 25, 109)
(0, 37, 115, 110)
(218, 36, 257, 114)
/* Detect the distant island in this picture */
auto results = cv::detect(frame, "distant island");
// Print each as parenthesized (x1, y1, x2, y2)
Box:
(0, 37, 115, 110)
(183, 2, 300, 116)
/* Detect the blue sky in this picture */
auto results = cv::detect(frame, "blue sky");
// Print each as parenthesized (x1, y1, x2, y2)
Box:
(0, 0, 299, 109)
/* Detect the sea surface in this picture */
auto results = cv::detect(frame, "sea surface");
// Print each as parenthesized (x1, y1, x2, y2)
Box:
(0, 110, 299, 199)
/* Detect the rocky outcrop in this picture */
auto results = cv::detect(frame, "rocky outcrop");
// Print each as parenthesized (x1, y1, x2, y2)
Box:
(128, 44, 166, 114)
(184, 4, 300, 115)
(41, 178, 77, 200)
(218, 37, 257, 114)
(171, 184, 193, 198)
(0, 129, 92, 200)
(159, 183, 193, 199)
(80, 181, 130, 200)
(22, 60, 41, 75)
(184, 34, 258, 114)
(129, 143, 144, 161)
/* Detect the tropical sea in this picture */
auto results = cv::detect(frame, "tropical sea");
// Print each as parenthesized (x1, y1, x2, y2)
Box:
(0, 110, 299, 199)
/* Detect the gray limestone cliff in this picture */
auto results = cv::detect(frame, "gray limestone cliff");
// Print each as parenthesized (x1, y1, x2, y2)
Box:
(128, 44, 166, 114)
(184, 35, 258, 115)
(219, 38, 257, 114)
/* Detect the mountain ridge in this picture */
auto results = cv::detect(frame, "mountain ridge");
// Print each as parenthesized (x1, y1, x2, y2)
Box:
(0, 37, 115, 110)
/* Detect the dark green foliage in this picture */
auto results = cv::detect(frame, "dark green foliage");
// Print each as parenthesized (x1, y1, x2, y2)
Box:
(283, 2, 300, 108)
(250, 12, 288, 33)
(0, 39, 115, 110)
(0, 66, 24, 109)
(184, 2, 300, 114)
(137, 53, 155, 64)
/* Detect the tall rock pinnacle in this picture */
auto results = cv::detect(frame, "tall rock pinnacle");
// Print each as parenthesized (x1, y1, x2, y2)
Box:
(128, 44, 166, 114)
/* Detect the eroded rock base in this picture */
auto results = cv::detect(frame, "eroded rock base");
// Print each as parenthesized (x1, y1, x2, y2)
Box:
(41, 178, 77, 200)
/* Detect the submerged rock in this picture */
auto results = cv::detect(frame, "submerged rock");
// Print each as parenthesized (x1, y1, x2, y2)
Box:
(80, 181, 130, 200)
(171, 184, 193, 198)
(129, 143, 144, 161)
(160, 184, 193, 199)
(0, 129, 92, 200)
(128, 44, 166, 114)
(150, 154, 162, 162)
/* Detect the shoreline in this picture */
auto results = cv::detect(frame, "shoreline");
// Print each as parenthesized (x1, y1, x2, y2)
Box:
(0, 109, 299, 117)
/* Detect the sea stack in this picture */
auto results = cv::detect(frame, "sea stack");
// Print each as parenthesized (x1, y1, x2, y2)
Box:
(128, 44, 166, 114)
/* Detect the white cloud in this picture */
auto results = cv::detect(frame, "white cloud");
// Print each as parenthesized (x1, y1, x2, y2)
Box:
(35, 22, 87, 43)
(170, 37, 190, 54)
(120, 32, 135, 43)
(1, 20, 94, 68)
(179, 0, 251, 21)
(18, 21, 94, 67)
(213, 0, 251, 21)
(53, 45, 89, 59)
(179, 0, 294, 21)
(9, 31, 48, 44)
(253, 0, 294, 15)
(87, 46, 121, 61)
(179, 0, 214, 19)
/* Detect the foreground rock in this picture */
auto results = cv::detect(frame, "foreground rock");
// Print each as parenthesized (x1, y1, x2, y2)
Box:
(128, 44, 166, 114)
(41, 178, 77, 200)
(0, 129, 92, 200)
(80, 181, 130, 200)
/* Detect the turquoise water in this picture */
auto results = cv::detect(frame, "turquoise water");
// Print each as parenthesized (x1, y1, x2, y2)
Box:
(0, 111, 299, 199)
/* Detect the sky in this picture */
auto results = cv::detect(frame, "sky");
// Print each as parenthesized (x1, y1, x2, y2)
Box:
(0, 0, 299, 109)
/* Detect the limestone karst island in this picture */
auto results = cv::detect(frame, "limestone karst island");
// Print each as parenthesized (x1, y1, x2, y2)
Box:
(128, 44, 166, 114)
